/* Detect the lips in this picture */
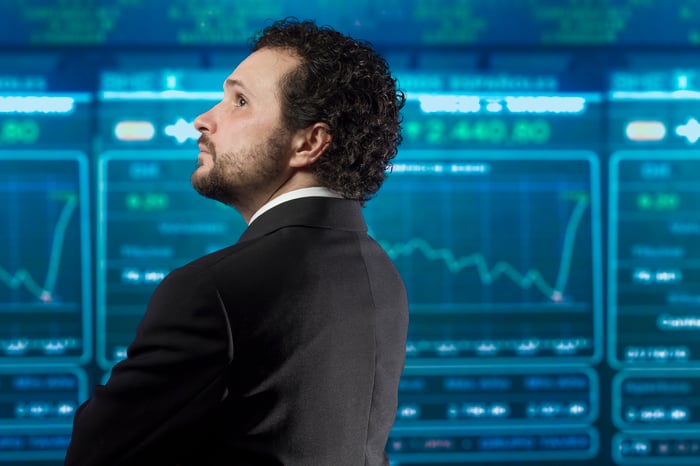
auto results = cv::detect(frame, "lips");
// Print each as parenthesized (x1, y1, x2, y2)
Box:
(197, 135, 215, 156)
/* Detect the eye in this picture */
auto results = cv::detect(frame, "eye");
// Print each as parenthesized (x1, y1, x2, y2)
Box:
(234, 95, 247, 107)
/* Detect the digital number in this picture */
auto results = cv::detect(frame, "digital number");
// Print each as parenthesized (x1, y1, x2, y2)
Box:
(404, 118, 551, 145)
(0, 119, 40, 144)
(637, 192, 680, 211)
(125, 192, 170, 211)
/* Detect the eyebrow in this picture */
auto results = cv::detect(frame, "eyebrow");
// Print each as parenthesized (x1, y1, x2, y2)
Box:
(224, 78, 254, 96)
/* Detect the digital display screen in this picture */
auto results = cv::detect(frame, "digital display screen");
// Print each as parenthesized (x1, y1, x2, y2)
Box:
(0, 154, 90, 361)
(603, 70, 700, 466)
(0, 0, 699, 46)
(2, 3, 700, 465)
(94, 70, 247, 367)
(365, 155, 601, 363)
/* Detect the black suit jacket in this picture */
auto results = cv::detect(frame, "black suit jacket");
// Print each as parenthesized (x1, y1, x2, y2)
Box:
(65, 197, 408, 466)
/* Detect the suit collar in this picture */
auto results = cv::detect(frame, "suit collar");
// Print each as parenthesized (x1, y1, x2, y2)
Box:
(248, 187, 343, 225)
(238, 197, 366, 242)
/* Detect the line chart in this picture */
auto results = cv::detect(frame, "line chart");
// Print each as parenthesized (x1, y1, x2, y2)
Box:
(363, 154, 601, 360)
(0, 193, 78, 303)
(0, 153, 87, 360)
(377, 193, 589, 302)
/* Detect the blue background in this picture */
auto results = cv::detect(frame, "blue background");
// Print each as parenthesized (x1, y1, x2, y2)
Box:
(1, 1, 700, 464)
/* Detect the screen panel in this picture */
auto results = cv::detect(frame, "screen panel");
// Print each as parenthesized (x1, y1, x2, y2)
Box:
(2, 4, 700, 465)
(607, 68, 700, 465)
(0, 75, 92, 466)
(96, 70, 247, 369)
(0, 0, 699, 47)
(365, 154, 602, 364)
(0, 153, 90, 361)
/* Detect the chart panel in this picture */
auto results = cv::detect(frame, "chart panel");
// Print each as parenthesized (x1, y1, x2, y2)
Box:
(364, 152, 602, 364)
(0, 153, 90, 362)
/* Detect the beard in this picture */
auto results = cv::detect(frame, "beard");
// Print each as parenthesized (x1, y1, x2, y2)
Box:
(191, 129, 290, 207)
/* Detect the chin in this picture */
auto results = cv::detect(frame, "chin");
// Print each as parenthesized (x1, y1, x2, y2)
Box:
(191, 167, 207, 186)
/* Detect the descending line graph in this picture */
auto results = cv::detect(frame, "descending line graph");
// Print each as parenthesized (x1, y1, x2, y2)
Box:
(0, 193, 78, 303)
(377, 193, 589, 302)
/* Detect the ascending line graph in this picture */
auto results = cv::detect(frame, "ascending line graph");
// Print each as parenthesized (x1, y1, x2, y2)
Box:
(0, 193, 78, 303)
(377, 193, 589, 303)
(0, 153, 87, 359)
(0, 155, 85, 310)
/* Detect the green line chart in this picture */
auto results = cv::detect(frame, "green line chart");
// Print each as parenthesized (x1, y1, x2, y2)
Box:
(0, 192, 78, 303)
(377, 193, 589, 302)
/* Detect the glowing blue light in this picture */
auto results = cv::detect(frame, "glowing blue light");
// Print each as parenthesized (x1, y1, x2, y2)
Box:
(165, 118, 200, 143)
(398, 403, 420, 419)
(415, 93, 480, 113)
(6, 340, 28, 353)
(612, 90, 700, 100)
(506, 96, 586, 114)
(0, 96, 75, 114)
(476, 341, 498, 355)
(101, 91, 222, 100)
(58, 403, 76, 415)
(436, 342, 458, 355)
(490, 404, 509, 417)
(405, 341, 417, 355)
(44, 340, 66, 353)
(676, 118, 700, 143)
(569, 403, 587, 416)
(670, 408, 689, 420)
(465, 404, 486, 417)
(144, 270, 167, 283)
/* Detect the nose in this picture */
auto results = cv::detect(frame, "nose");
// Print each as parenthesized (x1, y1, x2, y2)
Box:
(194, 107, 215, 134)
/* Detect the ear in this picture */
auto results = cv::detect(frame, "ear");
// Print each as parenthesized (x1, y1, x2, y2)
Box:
(288, 122, 332, 168)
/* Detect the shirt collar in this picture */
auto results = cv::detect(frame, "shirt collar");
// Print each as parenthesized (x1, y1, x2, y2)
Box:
(248, 187, 343, 225)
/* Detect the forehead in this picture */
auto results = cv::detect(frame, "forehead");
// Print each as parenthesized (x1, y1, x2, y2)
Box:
(226, 47, 300, 97)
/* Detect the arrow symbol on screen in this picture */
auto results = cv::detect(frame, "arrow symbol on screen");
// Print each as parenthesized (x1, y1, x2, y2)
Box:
(675, 118, 700, 144)
(164, 118, 199, 143)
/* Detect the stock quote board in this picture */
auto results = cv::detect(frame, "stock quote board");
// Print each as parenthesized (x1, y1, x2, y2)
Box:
(608, 69, 700, 466)
(364, 71, 604, 465)
(95, 70, 248, 371)
(1, 0, 700, 47)
(2, 9, 700, 465)
(0, 77, 91, 462)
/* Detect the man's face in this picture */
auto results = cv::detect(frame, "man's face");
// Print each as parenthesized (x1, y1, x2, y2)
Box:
(191, 48, 300, 210)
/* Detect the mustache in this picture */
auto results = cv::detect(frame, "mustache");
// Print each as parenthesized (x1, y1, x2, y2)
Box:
(198, 135, 216, 155)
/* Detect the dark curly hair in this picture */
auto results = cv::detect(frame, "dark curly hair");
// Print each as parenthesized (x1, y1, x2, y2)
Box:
(251, 18, 405, 204)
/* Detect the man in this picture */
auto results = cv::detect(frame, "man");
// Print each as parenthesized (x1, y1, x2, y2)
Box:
(65, 18, 408, 466)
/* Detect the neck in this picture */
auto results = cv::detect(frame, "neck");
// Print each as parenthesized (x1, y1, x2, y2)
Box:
(236, 170, 319, 223)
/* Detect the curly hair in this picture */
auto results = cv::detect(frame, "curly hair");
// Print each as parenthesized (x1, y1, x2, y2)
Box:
(251, 19, 405, 204)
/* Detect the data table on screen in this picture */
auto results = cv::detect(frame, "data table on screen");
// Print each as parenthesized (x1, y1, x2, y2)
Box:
(386, 426, 599, 464)
(395, 366, 597, 427)
(0, 426, 71, 463)
(609, 152, 700, 368)
(96, 151, 247, 369)
(96, 69, 249, 369)
(606, 68, 700, 466)
(0, 367, 86, 427)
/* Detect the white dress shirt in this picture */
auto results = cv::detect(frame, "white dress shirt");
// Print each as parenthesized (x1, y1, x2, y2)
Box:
(248, 187, 343, 225)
